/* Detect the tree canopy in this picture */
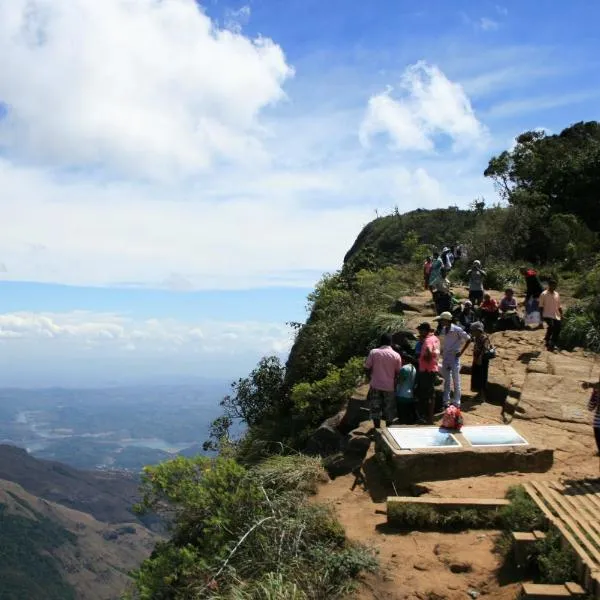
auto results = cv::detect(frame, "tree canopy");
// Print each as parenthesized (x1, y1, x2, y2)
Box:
(484, 121, 600, 232)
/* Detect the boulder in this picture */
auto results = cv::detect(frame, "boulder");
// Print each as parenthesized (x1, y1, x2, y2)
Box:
(305, 411, 346, 457)
(391, 299, 423, 314)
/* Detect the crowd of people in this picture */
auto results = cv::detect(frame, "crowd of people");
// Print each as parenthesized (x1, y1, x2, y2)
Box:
(365, 251, 566, 429)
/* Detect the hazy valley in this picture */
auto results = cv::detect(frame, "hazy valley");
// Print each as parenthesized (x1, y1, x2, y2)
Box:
(0, 383, 229, 471)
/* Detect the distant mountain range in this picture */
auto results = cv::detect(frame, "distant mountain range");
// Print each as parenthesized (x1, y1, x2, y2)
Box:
(0, 445, 160, 600)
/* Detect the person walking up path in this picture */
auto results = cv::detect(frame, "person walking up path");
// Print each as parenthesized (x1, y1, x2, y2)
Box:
(365, 333, 402, 429)
(539, 279, 563, 351)
(434, 312, 471, 408)
(415, 322, 440, 424)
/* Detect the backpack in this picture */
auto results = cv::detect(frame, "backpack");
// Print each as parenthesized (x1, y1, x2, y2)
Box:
(441, 405, 463, 431)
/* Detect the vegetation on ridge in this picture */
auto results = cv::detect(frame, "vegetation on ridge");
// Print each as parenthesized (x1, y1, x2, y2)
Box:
(130, 454, 376, 599)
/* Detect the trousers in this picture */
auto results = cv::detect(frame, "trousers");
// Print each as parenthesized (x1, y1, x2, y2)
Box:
(369, 388, 396, 424)
(544, 318, 562, 349)
(442, 356, 461, 407)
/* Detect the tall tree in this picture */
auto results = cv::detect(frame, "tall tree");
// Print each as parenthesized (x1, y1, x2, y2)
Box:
(484, 121, 600, 232)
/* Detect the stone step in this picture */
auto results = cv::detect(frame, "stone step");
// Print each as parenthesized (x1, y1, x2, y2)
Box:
(512, 531, 547, 566)
(388, 496, 510, 511)
(521, 583, 585, 599)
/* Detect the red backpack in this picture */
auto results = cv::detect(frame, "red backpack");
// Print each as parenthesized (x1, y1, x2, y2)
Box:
(441, 405, 463, 431)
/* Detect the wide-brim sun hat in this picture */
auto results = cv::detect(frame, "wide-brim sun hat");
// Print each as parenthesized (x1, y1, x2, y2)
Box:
(433, 312, 453, 321)
(464, 300, 473, 307)
(471, 321, 484, 332)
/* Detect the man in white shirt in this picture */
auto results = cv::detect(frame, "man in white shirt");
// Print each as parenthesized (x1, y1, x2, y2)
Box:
(434, 312, 471, 408)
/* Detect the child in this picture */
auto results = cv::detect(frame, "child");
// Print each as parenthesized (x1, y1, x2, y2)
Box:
(588, 377, 600, 461)
(479, 293, 499, 332)
(396, 355, 417, 424)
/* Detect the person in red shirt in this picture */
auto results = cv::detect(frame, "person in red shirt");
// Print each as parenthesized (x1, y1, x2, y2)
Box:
(415, 322, 440, 424)
(479, 293, 499, 333)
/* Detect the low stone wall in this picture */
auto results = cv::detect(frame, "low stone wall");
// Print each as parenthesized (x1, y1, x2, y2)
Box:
(376, 428, 554, 485)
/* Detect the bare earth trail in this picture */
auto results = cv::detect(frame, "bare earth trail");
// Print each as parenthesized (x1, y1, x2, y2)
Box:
(314, 287, 600, 600)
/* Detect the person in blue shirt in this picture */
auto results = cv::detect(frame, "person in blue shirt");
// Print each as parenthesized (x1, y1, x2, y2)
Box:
(396, 354, 418, 424)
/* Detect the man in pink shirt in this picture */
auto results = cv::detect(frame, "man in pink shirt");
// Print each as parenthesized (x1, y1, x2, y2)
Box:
(365, 333, 402, 428)
(416, 322, 440, 424)
(539, 279, 563, 351)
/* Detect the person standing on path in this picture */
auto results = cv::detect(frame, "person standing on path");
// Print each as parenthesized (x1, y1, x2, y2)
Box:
(470, 321, 491, 401)
(428, 252, 444, 290)
(539, 279, 563, 351)
(423, 257, 433, 290)
(396, 354, 418, 425)
(467, 260, 486, 306)
(587, 376, 600, 464)
(434, 312, 471, 408)
(365, 333, 402, 429)
(415, 322, 440, 424)
(520, 266, 544, 311)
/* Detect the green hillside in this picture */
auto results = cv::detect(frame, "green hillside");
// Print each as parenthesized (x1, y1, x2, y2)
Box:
(0, 500, 76, 600)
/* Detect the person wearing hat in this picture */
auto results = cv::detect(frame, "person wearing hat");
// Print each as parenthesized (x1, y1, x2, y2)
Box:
(415, 322, 440, 424)
(434, 312, 471, 409)
(441, 247, 453, 272)
(470, 321, 491, 400)
(457, 300, 475, 333)
(466, 260, 486, 306)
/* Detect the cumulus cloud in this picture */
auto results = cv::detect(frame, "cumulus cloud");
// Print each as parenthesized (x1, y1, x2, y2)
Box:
(360, 61, 487, 152)
(0, 0, 293, 180)
(0, 4, 493, 292)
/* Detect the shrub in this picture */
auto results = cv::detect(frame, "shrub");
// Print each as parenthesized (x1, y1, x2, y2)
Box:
(252, 454, 328, 495)
(483, 264, 522, 291)
(290, 357, 364, 427)
(386, 503, 504, 531)
(500, 486, 546, 531)
(535, 529, 577, 584)
(226, 572, 308, 600)
(560, 304, 600, 353)
(132, 455, 376, 599)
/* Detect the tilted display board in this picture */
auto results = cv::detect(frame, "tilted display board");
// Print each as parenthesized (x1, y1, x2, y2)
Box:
(461, 425, 528, 447)
(387, 426, 461, 449)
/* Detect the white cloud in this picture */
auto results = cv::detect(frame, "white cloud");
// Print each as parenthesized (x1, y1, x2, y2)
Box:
(225, 5, 251, 33)
(359, 61, 487, 153)
(0, 0, 292, 180)
(0, 310, 292, 356)
(0, 4, 496, 292)
(0, 310, 294, 385)
(479, 17, 499, 31)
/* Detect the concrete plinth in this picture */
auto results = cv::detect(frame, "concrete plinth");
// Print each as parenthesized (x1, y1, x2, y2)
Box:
(375, 425, 553, 485)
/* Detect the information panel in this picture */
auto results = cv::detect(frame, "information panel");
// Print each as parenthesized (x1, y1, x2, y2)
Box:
(461, 425, 528, 447)
(387, 426, 461, 450)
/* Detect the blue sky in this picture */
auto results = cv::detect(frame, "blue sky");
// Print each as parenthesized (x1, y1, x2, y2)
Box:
(0, 0, 599, 385)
